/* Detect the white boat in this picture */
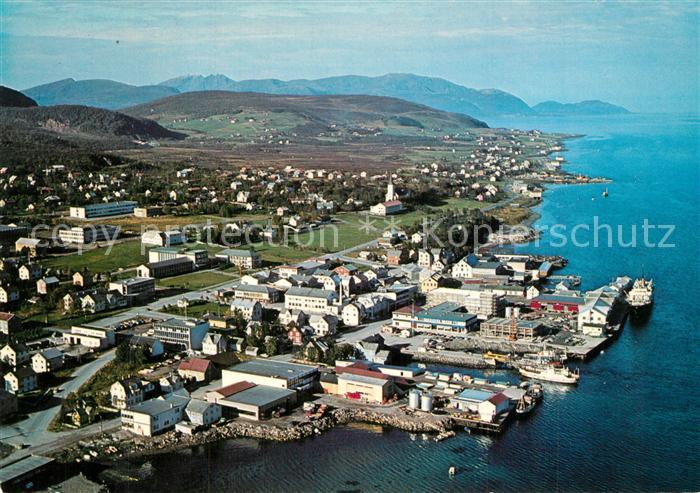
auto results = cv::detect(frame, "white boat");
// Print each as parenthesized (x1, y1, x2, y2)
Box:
(519, 364, 580, 384)
(626, 277, 653, 309)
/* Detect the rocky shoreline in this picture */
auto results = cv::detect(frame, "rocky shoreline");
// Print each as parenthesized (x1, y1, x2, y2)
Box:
(55, 406, 454, 464)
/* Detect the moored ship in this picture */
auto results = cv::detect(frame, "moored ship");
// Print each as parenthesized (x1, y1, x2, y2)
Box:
(519, 364, 580, 385)
(626, 277, 653, 313)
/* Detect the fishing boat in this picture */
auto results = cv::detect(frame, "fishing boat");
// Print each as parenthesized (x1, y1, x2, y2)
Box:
(519, 364, 580, 384)
(519, 381, 544, 400)
(626, 277, 653, 313)
(516, 394, 537, 417)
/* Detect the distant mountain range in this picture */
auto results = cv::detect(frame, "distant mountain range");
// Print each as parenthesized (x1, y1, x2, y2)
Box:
(532, 100, 630, 116)
(21, 73, 630, 118)
(23, 78, 178, 110)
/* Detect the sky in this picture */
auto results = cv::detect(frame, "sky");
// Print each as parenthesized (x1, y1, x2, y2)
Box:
(0, 1, 698, 113)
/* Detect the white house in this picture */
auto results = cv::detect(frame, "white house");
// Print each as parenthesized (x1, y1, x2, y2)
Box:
(308, 314, 338, 337)
(230, 299, 263, 321)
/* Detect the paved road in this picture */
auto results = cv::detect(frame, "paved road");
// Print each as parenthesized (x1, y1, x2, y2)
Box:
(0, 348, 116, 451)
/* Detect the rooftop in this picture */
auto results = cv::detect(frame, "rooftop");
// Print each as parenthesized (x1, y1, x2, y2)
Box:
(0, 455, 54, 485)
(223, 384, 296, 407)
(226, 359, 317, 380)
(286, 286, 336, 299)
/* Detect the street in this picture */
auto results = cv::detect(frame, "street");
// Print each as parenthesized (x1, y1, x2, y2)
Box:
(0, 348, 116, 451)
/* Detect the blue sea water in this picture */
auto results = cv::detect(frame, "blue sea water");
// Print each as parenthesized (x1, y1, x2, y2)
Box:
(115, 114, 700, 492)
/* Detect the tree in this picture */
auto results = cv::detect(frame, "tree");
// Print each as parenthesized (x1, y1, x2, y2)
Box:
(264, 337, 279, 356)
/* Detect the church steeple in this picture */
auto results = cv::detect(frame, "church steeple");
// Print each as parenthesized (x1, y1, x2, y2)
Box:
(386, 176, 396, 202)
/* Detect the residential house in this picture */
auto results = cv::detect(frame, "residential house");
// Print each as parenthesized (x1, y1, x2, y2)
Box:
(202, 333, 228, 356)
(31, 348, 65, 373)
(0, 285, 20, 304)
(0, 343, 29, 367)
(18, 264, 42, 281)
(4, 367, 38, 394)
(386, 249, 407, 266)
(36, 276, 59, 294)
(308, 314, 338, 337)
(0, 312, 19, 335)
(287, 326, 304, 346)
(278, 309, 308, 327)
(159, 374, 185, 394)
(185, 399, 221, 427)
(120, 389, 191, 436)
(229, 299, 262, 321)
(178, 357, 217, 382)
(72, 271, 93, 287)
(110, 378, 149, 409)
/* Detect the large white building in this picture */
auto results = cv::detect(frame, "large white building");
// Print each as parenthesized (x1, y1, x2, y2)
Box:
(69, 201, 138, 219)
(221, 359, 318, 391)
(152, 318, 209, 350)
(426, 287, 501, 319)
(284, 287, 338, 314)
(63, 325, 116, 349)
(58, 225, 119, 244)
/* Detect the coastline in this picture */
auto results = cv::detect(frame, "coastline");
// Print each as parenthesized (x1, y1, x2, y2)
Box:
(55, 405, 454, 466)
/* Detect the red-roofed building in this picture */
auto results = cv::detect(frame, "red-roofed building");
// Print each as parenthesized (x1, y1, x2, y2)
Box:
(0, 312, 19, 335)
(178, 357, 217, 382)
(370, 200, 404, 216)
(478, 392, 511, 422)
(205, 381, 257, 401)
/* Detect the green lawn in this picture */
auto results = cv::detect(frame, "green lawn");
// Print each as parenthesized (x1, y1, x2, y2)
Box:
(26, 308, 130, 328)
(44, 241, 147, 273)
(159, 301, 227, 318)
(157, 271, 234, 290)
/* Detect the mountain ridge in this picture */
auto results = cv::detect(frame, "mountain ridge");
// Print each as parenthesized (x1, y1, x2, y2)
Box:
(0, 85, 38, 107)
(23, 78, 179, 110)
(121, 90, 489, 130)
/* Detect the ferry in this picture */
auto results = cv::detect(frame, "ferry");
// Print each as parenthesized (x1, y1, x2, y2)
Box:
(519, 364, 580, 384)
(626, 277, 653, 312)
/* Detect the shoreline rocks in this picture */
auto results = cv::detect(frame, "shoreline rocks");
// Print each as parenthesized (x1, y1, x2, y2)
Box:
(81, 406, 455, 462)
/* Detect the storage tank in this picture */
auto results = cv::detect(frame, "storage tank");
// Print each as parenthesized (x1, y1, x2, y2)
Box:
(408, 390, 421, 409)
(420, 393, 434, 412)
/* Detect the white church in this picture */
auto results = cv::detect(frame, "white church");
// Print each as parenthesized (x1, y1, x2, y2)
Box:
(369, 177, 405, 216)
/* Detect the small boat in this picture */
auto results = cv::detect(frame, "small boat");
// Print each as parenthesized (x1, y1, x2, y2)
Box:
(528, 382, 544, 401)
(516, 395, 536, 417)
(448, 466, 457, 477)
(602, 187, 609, 197)
(519, 364, 580, 385)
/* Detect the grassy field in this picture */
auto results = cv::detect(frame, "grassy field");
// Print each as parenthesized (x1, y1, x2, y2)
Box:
(157, 271, 234, 290)
(44, 240, 147, 272)
(25, 308, 130, 328)
(160, 301, 226, 318)
(83, 214, 227, 231)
